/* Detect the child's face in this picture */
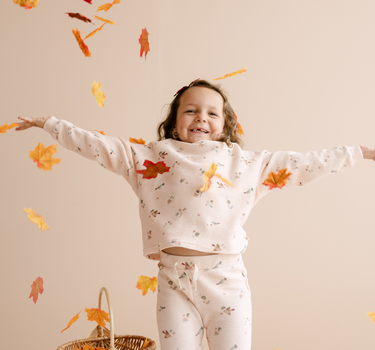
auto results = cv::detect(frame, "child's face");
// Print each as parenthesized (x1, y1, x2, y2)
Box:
(174, 86, 225, 143)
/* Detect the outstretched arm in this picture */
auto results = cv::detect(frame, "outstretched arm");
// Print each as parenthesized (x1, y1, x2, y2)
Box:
(359, 146, 375, 161)
(15, 116, 51, 130)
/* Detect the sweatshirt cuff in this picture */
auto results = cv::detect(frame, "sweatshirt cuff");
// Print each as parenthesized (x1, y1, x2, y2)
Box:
(43, 116, 59, 134)
(350, 145, 364, 163)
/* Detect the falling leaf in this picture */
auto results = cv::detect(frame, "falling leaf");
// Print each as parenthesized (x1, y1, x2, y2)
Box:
(136, 160, 170, 179)
(84, 23, 106, 40)
(214, 68, 247, 81)
(29, 277, 44, 304)
(91, 82, 106, 107)
(129, 137, 146, 144)
(136, 275, 158, 296)
(262, 168, 292, 190)
(200, 163, 218, 192)
(72, 28, 91, 57)
(29, 142, 61, 171)
(215, 174, 234, 188)
(234, 114, 244, 136)
(0, 123, 18, 134)
(139, 28, 150, 61)
(85, 308, 110, 327)
(66, 13, 94, 24)
(93, 130, 105, 135)
(61, 311, 81, 333)
(367, 312, 375, 323)
(13, 0, 39, 10)
(23, 208, 49, 230)
(83, 0, 92, 3)
(96, 0, 121, 12)
(94, 15, 118, 25)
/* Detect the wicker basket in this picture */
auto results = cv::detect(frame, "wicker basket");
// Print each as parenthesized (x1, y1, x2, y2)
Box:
(57, 287, 156, 350)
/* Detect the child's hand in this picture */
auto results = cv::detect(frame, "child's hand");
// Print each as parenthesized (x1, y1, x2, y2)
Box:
(15, 116, 51, 131)
(360, 145, 375, 161)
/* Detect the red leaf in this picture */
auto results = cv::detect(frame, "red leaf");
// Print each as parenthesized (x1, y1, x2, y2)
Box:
(139, 28, 150, 61)
(136, 160, 170, 179)
(66, 13, 94, 24)
(29, 277, 44, 304)
(83, 0, 92, 3)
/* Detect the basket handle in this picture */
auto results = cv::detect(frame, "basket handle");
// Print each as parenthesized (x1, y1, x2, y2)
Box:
(98, 287, 115, 350)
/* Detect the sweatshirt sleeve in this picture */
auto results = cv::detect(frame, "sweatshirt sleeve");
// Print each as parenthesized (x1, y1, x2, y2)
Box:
(253, 145, 363, 205)
(44, 116, 138, 194)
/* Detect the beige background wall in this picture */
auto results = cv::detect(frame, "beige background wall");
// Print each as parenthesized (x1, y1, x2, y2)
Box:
(1, 1, 374, 349)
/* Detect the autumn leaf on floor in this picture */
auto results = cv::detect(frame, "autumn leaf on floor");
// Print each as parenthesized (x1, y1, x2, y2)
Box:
(72, 28, 91, 57)
(97, 0, 121, 12)
(129, 137, 146, 144)
(367, 312, 375, 322)
(84, 23, 106, 40)
(262, 168, 292, 190)
(61, 311, 81, 333)
(66, 13, 94, 24)
(94, 15, 119, 25)
(23, 207, 49, 230)
(13, 0, 39, 10)
(29, 277, 44, 304)
(136, 160, 170, 179)
(85, 308, 110, 327)
(29, 142, 61, 171)
(234, 114, 244, 136)
(139, 28, 150, 61)
(214, 68, 247, 81)
(136, 275, 158, 296)
(0, 123, 18, 133)
(91, 82, 106, 107)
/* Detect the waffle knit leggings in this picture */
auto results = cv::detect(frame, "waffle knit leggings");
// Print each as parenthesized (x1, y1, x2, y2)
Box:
(157, 251, 252, 350)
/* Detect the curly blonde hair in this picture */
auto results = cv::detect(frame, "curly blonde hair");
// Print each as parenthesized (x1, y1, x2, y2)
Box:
(157, 79, 244, 148)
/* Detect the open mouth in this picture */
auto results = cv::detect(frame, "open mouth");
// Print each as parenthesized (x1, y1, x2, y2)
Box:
(190, 128, 208, 134)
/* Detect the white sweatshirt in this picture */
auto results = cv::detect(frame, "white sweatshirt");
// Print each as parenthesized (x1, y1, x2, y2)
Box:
(44, 117, 363, 260)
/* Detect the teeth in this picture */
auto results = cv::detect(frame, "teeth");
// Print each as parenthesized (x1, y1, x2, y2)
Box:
(191, 128, 207, 133)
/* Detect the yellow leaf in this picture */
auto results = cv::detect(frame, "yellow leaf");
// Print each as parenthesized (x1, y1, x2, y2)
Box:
(214, 68, 247, 81)
(13, 0, 39, 9)
(61, 311, 81, 333)
(0, 123, 18, 133)
(91, 81, 106, 107)
(200, 163, 218, 192)
(129, 137, 146, 144)
(23, 208, 49, 231)
(85, 308, 110, 327)
(29, 142, 61, 171)
(84, 23, 106, 40)
(136, 275, 158, 296)
(215, 173, 234, 188)
(94, 15, 119, 25)
(367, 312, 375, 323)
(96, 0, 121, 12)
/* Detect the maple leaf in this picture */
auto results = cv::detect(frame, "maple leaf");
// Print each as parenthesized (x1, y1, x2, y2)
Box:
(139, 28, 150, 61)
(136, 275, 158, 296)
(136, 160, 170, 179)
(214, 68, 247, 81)
(84, 23, 106, 40)
(129, 137, 146, 144)
(200, 163, 218, 192)
(262, 168, 292, 190)
(97, 0, 121, 12)
(85, 308, 110, 327)
(29, 277, 44, 304)
(23, 208, 49, 230)
(94, 15, 119, 25)
(72, 28, 91, 57)
(61, 311, 81, 333)
(13, 0, 39, 10)
(0, 123, 18, 133)
(29, 142, 61, 171)
(367, 312, 375, 323)
(83, 0, 92, 3)
(91, 81, 106, 107)
(66, 13, 94, 24)
(234, 113, 244, 136)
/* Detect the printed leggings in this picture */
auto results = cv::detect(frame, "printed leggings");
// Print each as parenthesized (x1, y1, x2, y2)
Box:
(157, 251, 252, 350)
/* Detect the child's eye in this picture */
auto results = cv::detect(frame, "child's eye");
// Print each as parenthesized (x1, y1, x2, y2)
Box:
(186, 110, 196, 113)
(210, 112, 217, 116)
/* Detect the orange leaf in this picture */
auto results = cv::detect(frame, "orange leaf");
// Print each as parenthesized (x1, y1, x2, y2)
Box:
(136, 275, 158, 296)
(91, 81, 106, 107)
(129, 137, 146, 144)
(367, 312, 375, 323)
(84, 23, 106, 40)
(0, 123, 18, 133)
(23, 207, 49, 230)
(96, 0, 121, 12)
(85, 308, 110, 327)
(214, 68, 247, 81)
(72, 28, 91, 57)
(93, 130, 105, 135)
(200, 162, 217, 192)
(13, 0, 39, 9)
(234, 113, 244, 136)
(136, 160, 170, 179)
(94, 15, 119, 25)
(262, 168, 292, 190)
(66, 13, 94, 24)
(61, 311, 81, 333)
(29, 142, 61, 171)
(29, 277, 43, 304)
(139, 28, 150, 61)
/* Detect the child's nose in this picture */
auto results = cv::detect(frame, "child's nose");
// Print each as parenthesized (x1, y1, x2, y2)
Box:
(195, 113, 207, 122)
